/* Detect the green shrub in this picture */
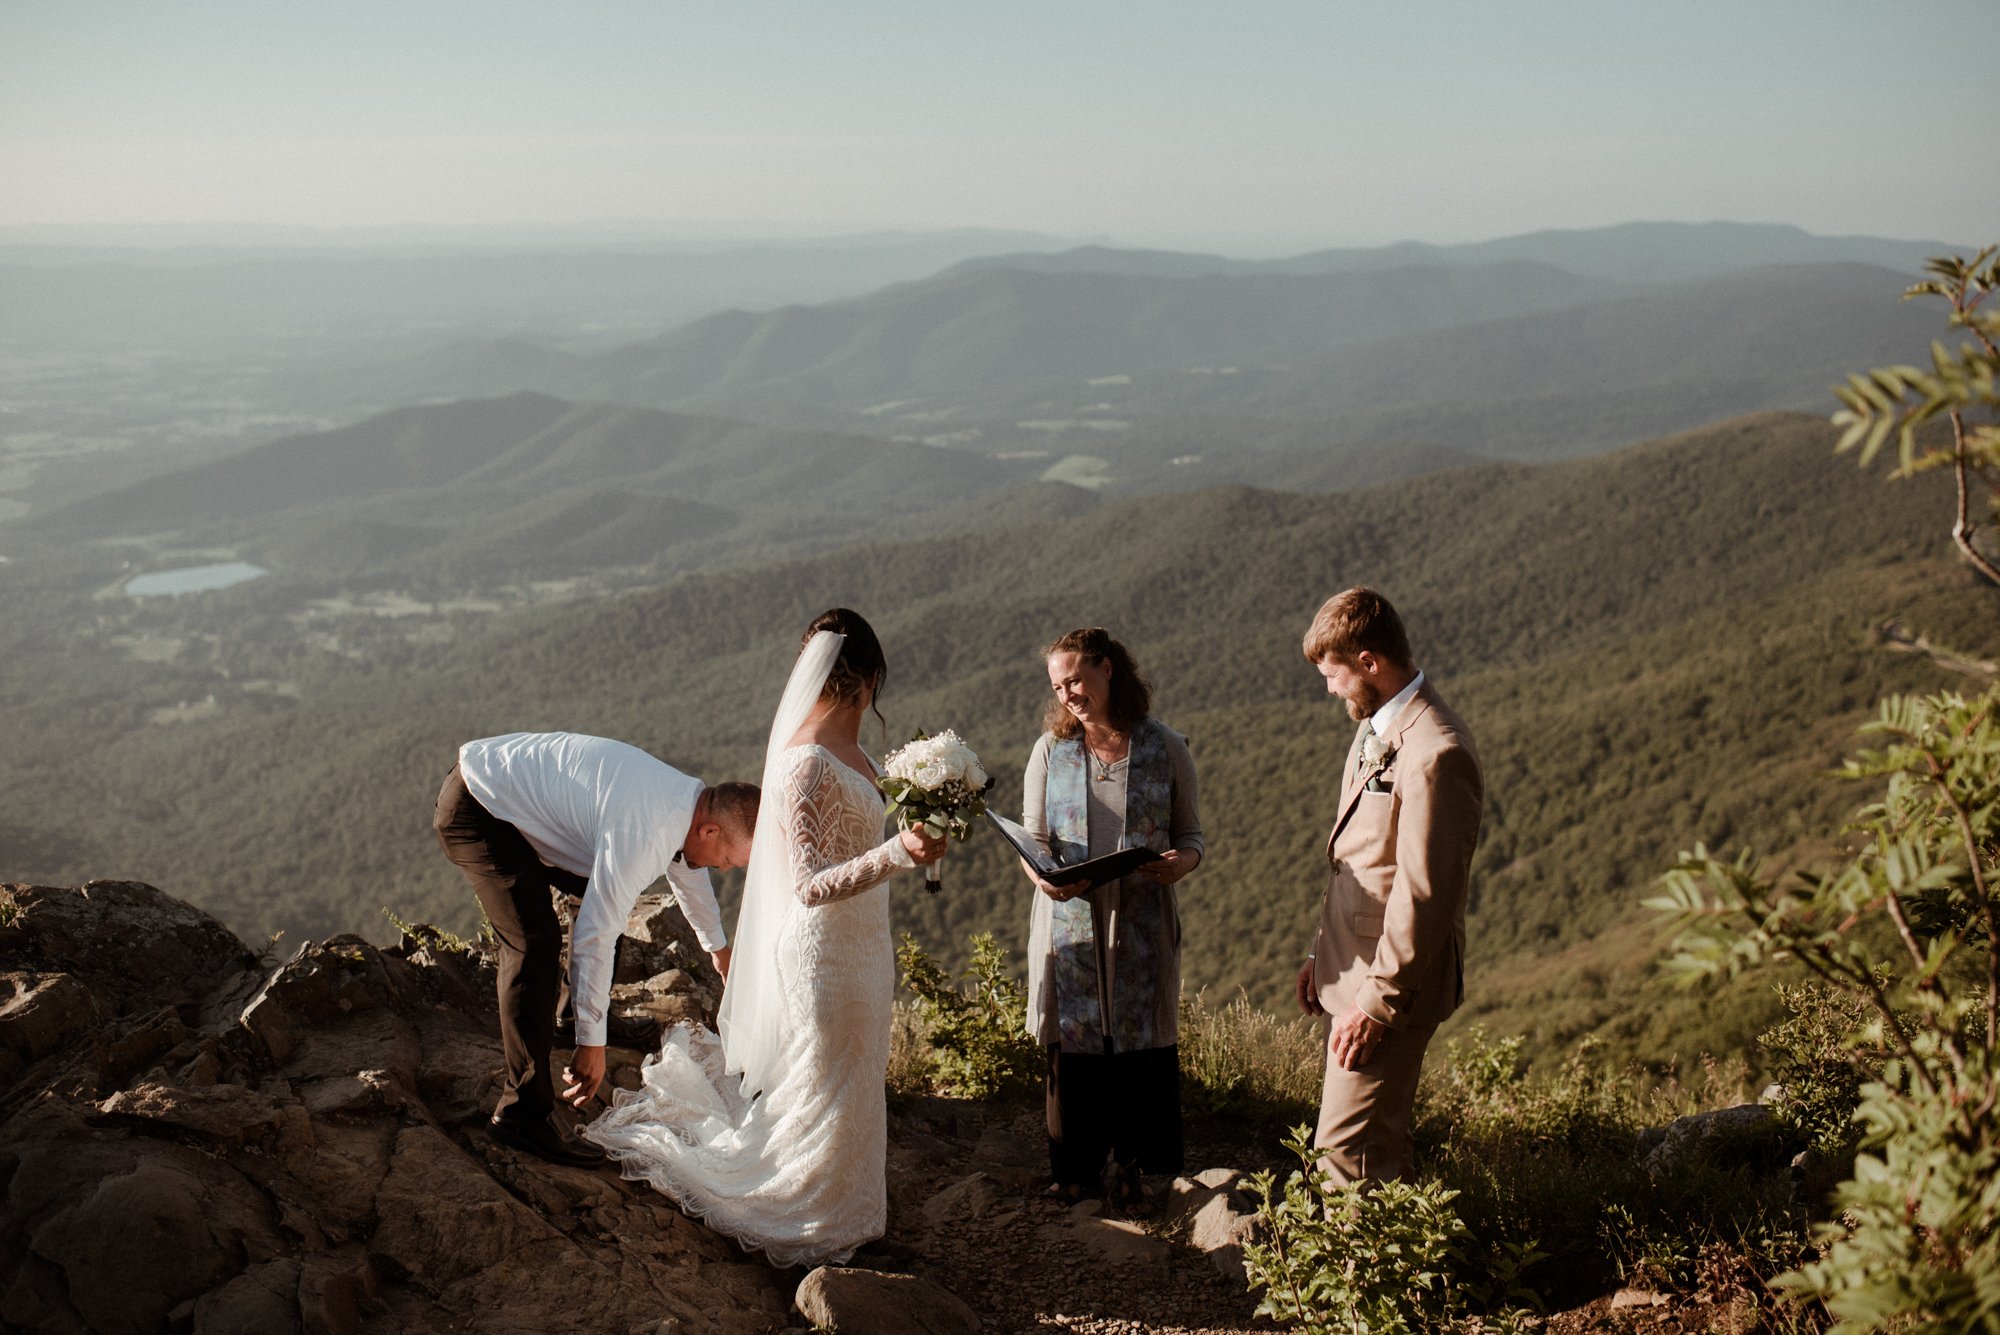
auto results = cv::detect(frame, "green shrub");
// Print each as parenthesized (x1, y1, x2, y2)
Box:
(1654, 684, 2000, 1330)
(1651, 246, 2000, 1331)
(895, 931, 1040, 1099)
(1759, 981, 1879, 1156)
(382, 906, 487, 955)
(1414, 1028, 1813, 1314)
(1178, 988, 1324, 1125)
(1242, 1125, 1541, 1335)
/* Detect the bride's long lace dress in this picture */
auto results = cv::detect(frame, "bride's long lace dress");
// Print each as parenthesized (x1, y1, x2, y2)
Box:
(583, 744, 909, 1266)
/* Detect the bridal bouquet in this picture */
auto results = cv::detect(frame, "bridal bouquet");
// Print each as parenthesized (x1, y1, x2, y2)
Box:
(882, 729, 994, 893)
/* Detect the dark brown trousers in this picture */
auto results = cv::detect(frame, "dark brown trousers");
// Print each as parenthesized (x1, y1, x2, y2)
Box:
(432, 765, 587, 1124)
(1045, 1042, 1184, 1188)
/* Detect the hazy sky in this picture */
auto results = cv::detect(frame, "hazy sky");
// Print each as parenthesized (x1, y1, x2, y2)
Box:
(3, 1, 1991, 252)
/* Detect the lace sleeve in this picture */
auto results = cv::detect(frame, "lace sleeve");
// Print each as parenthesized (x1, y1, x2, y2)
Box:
(782, 748, 915, 907)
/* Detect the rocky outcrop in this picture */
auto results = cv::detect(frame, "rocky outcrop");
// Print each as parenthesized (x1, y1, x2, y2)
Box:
(0, 880, 789, 1335)
(793, 1267, 981, 1334)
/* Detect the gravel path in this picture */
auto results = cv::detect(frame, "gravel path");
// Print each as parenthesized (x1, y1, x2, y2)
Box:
(871, 1098, 1287, 1334)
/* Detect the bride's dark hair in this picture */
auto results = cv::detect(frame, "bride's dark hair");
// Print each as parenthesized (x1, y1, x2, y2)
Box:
(803, 607, 887, 728)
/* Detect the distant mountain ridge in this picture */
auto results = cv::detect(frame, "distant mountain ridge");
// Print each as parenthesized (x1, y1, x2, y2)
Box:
(522, 256, 1939, 469)
(975, 261, 1944, 459)
(256, 221, 1968, 448)
(0, 230, 1078, 348)
(561, 259, 1617, 417)
(945, 220, 1962, 284)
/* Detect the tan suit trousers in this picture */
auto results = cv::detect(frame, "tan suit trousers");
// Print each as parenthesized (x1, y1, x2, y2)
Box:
(1313, 1017, 1438, 1187)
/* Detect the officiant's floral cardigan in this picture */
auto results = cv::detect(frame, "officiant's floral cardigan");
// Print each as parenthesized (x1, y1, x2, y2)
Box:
(1023, 717, 1204, 1052)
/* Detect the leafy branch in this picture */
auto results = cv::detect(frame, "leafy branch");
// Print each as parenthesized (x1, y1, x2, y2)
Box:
(1832, 246, 2000, 585)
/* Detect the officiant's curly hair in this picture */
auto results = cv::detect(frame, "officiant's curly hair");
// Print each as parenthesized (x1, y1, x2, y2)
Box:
(1303, 587, 1413, 668)
(1042, 627, 1151, 740)
(804, 607, 887, 727)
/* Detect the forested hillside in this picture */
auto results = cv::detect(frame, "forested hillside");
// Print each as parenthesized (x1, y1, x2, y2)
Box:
(26, 393, 1041, 583)
(5, 410, 1991, 1065)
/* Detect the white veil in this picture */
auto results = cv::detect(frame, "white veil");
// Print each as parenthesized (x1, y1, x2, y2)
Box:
(717, 629, 843, 1097)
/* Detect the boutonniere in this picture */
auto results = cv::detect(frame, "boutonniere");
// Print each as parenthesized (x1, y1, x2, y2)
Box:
(1359, 732, 1396, 791)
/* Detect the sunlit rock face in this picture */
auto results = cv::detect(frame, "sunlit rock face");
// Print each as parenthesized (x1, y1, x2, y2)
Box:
(0, 879, 787, 1335)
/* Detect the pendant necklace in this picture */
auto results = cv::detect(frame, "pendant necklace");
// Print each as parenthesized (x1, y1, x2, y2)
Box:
(1088, 734, 1127, 782)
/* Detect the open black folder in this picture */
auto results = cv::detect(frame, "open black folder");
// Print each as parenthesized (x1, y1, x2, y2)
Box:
(985, 810, 1160, 887)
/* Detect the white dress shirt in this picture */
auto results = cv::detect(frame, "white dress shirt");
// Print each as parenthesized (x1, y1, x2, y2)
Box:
(458, 731, 726, 1047)
(1368, 669, 1426, 737)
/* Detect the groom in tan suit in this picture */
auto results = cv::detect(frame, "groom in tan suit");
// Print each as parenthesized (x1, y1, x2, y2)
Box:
(1295, 588, 1483, 1185)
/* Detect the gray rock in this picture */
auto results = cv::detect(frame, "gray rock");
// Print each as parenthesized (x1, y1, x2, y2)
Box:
(1189, 1192, 1261, 1281)
(921, 1171, 997, 1240)
(1611, 1287, 1669, 1309)
(795, 1267, 981, 1334)
(1166, 1169, 1260, 1281)
(1642, 1103, 1784, 1176)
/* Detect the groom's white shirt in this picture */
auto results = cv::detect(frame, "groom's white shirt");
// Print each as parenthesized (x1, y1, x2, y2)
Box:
(1368, 669, 1426, 737)
(458, 731, 727, 1047)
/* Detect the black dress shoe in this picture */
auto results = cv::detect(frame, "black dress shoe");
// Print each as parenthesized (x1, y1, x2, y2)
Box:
(553, 1013, 663, 1050)
(487, 1112, 608, 1167)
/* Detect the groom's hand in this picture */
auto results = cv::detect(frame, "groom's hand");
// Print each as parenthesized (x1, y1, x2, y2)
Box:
(1295, 961, 1324, 1015)
(1328, 1007, 1387, 1070)
(562, 1045, 606, 1107)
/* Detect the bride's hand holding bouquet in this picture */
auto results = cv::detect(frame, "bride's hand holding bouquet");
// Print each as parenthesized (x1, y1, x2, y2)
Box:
(881, 730, 993, 893)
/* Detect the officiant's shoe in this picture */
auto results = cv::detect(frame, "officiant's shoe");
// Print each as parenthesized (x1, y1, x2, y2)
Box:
(553, 1013, 662, 1051)
(487, 1112, 608, 1168)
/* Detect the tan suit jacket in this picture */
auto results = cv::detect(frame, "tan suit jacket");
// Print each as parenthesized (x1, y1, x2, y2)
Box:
(1311, 680, 1483, 1030)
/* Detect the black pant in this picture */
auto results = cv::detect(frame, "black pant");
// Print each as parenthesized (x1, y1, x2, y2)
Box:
(432, 765, 586, 1123)
(1046, 1042, 1184, 1187)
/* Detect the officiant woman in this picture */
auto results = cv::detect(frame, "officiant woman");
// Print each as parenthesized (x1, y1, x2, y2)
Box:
(1018, 627, 1204, 1203)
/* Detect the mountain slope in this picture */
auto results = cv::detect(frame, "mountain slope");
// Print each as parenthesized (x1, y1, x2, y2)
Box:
(954, 262, 1944, 461)
(7, 410, 1992, 1068)
(27, 392, 1045, 580)
(561, 261, 1619, 418)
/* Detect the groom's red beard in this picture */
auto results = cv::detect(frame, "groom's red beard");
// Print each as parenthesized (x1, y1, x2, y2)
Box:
(1343, 679, 1385, 722)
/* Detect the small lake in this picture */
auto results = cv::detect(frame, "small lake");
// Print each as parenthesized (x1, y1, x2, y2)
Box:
(125, 561, 270, 597)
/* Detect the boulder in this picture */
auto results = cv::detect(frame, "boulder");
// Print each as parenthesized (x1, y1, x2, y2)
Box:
(0, 881, 254, 1017)
(1165, 1168, 1261, 1278)
(237, 936, 403, 1065)
(0, 971, 97, 1063)
(1641, 1103, 1787, 1176)
(1188, 1192, 1260, 1281)
(794, 1266, 981, 1334)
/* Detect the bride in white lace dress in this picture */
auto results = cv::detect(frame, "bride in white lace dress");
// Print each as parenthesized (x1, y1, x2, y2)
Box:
(584, 609, 944, 1266)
